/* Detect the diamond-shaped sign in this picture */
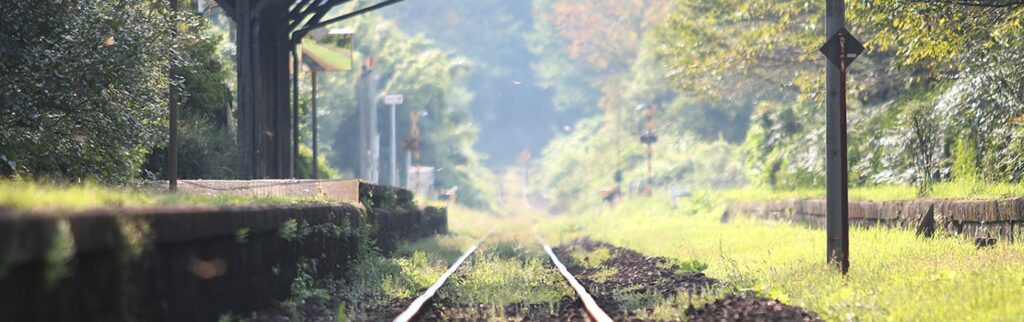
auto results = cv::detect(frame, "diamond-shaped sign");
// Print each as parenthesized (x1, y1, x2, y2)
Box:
(819, 27, 864, 68)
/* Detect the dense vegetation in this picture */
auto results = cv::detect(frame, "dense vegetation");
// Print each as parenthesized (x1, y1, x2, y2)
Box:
(538, 194, 1024, 320)
(1, 1, 183, 181)
(5, 0, 1024, 210)
(528, 0, 1024, 211)
(0, 1, 493, 206)
(312, 11, 496, 209)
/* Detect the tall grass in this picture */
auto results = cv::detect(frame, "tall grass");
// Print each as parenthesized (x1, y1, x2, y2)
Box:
(539, 195, 1024, 320)
(716, 181, 1024, 203)
(0, 180, 328, 211)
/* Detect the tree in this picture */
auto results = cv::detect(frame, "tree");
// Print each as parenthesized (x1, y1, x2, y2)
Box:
(0, 1, 184, 182)
(317, 14, 496, 209)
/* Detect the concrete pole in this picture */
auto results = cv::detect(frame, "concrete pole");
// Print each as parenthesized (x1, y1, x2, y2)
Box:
(357, 65, 380, 183)
(311, 68, 319, 179)
(390, 104, 398, 186)
(369, 77, 379, 184)
(168, 0, 179, 191)
(825, 0, 850, 274)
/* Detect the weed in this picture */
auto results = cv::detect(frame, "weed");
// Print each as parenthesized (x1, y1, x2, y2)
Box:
(278, 219, 300, 241)
(43, 219, 75, 290)
(0, 180, 333, 211)
(538, 195, 1024, 320)
(335, 303, 347, 322)
(234, 227, 250, 243)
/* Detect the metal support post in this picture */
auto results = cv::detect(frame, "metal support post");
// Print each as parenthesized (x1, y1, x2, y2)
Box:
(311, 68, 319, 179)
(291, 47, 300, 178)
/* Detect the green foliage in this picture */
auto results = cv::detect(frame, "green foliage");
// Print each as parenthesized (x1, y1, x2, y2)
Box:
(952, 136, 980, 183)
(283, 258, 332, 313)
(335, 303, 347, 322)
(43, 220, 75, 290)
(446, 251, 572, 307)
(295, 144, 339, 179)
(384, 1, 564, 165)
(317, 13, 495, 209)
(0, 179, 326, 211)
(538, 116, 747, 212)
(650, 0, 1024, 193)
(0, 1, 190, 182)
(142, 10, 238, 180)
(142, 116, 242, 180)
(538, 195, 1024, 320)
(0, 1, 239, 183)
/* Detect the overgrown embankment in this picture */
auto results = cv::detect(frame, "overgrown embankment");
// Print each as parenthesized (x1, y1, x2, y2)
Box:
(539, 195, 1024, 320)
(553, 238, 819, 321)
(0, 183, 445, 322)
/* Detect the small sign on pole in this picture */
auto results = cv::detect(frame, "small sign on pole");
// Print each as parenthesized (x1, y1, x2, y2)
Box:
(384, 94, 404, 105)
(819, 27, 864, 68)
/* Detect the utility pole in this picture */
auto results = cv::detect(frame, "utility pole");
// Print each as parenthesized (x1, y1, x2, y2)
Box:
(357, 60, 380, 183)
(821, 0, 863, 274)
(168, 0, 179, 192)
(825, 0, 849, 274)
(639, 103, 657, 196)
(615, 104, 623, 197)
(405, 110, 424, 190)
(384, 94, 404, 187)
(390, 103, 397, 186)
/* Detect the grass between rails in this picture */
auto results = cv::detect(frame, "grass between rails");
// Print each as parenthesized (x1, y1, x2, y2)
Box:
(0, 180, 330, 211)
(439, 237, 573, 308)
(717, 179, 1024, 202)
(273, 205, 563, 321)
(429, 206, 575, 320)
(539, 194, 1024, 321)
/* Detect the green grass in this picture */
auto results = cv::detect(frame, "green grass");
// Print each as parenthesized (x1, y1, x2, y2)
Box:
(717, 180, 1024, 202)
(332, 205, 573, 320)
(539, 195, 1024, 321)
(444, 241, 572, 307)
(0, 180, 329, 212)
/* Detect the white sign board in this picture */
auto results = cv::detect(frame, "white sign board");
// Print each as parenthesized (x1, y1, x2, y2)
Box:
(384, 94, 404, 105)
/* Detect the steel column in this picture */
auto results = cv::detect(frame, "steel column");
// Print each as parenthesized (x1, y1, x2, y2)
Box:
(311, 68, 319, 179)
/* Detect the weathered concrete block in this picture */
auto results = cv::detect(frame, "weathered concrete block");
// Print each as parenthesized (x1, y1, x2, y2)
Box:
(0, 199, 446, 322)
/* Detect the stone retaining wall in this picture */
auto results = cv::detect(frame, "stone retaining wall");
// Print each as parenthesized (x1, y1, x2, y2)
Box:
(0, 193, 444, 321)
(725, 198, 1024, 241)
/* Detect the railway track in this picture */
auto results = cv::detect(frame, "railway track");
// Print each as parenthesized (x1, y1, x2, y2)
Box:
(391, 229, 611, 322)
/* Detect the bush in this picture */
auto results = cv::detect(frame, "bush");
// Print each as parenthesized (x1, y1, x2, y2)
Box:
(142, 116, 242, 179)
(296, 144, 339, 179)
(0, 1, 199, 182)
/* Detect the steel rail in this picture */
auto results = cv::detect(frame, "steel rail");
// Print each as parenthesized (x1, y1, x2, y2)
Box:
(536, 233, 614, 322)
(392, 229, 493, 322)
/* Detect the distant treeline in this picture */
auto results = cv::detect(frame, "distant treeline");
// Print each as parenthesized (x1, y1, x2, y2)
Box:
(527, 0, 1024, 211)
